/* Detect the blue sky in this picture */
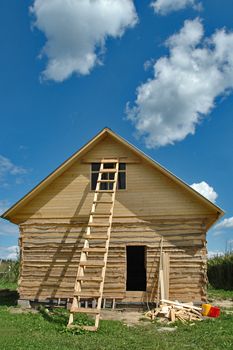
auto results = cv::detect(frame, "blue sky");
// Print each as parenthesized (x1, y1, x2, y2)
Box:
(0, 0, 233, 259)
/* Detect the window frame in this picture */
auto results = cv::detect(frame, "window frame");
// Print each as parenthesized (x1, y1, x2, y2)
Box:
(90, 162, 127, 191)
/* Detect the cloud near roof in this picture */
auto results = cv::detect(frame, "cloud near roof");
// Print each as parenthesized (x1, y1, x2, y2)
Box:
(190, 181, 218, 204)
(126, 18, 233, 148)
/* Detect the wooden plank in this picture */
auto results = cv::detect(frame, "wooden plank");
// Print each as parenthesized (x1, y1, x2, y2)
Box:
(98, 180, 115, 183)
(157, 237, 163, 305)
(76, 276, 103, 282)
(88, 223, 110, 227)
(82, 157, 140, 164)
(82, 248, 107, 253)
(99, 169, 116, 173)
(79, 261, 105, 267)
(95, 190, 114, 193)
(93, 200, 113, 204)
(83, 234, 108, 240)
(73, 291, 101, 298)
(90, 212, 111, 216)
(162, 252, 170, 300)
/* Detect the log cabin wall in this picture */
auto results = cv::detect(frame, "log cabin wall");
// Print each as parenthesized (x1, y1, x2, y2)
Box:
(19, 217, 208, 303)
(10, 134, 218, 303)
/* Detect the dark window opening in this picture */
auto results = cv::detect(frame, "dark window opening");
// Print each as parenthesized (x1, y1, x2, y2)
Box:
(126, 246, 146, 291)
(91, 163, 126, 190)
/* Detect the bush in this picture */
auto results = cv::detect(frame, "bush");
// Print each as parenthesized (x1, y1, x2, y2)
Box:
(0, 259, 19, 284)
(208, 252, 233, 290)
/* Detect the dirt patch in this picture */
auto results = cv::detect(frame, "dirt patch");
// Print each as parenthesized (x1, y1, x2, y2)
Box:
(8, 307, 38, 314)
(157, 326, 177, 333)
(211, 299, 233, 309)
(100, 309, 146, 326)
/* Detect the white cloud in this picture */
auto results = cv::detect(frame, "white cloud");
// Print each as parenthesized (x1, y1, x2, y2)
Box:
(0, 246, 19, 260)
(151, 0, 202, 15)
(0, 155, 27, 187)
(214, 217, 233, 230)
(127, 18, 233, 148)
(0, 200, 9, 216)
(0, 219, 19, 236)
(190, 181, 218, 203)
(31, 0, 138, 82)
(208, 250, 224, 258)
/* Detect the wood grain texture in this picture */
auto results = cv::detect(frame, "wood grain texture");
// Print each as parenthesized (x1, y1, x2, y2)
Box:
(9, 135, 214, 303)
(18, 218, 207, 303)
(12, 136, 216, 224)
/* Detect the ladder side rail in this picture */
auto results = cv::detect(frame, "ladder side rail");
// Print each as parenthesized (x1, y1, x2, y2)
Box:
(95, 161, 119, 327)
(86, 162, 104, 235)
(73, 162, 104, 290)
(68, 162, 104, 325)
(68, 159, 119, 330)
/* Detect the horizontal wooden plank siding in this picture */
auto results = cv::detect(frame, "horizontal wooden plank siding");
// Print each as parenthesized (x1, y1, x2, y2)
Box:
(13, 136, 215, 224)
(19, 218, 207, 302)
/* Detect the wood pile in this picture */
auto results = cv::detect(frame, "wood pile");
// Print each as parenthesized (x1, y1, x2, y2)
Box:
(144, 299, 203, 323)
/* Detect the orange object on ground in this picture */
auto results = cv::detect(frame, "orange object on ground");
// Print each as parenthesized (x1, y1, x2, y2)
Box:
(202, 304, 212, 316)
(208, 306, 220, 318)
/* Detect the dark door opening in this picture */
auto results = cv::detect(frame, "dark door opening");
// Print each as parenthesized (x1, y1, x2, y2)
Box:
(126, 246, 146, 291)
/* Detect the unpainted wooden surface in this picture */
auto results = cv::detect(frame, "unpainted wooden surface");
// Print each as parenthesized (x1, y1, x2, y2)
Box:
(19, 218, 207, 303)
(12, 136, 216, 223)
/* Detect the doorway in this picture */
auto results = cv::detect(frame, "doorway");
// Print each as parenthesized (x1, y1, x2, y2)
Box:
(126, 246, 146, 291)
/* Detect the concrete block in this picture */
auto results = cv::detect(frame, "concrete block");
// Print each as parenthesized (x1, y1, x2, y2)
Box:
(18, 299, 31, 309)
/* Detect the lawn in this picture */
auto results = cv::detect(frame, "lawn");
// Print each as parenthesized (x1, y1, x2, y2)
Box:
(207, 285, 233, 301)
(0, 281, 17, 290)
(0, 289, 233, 350)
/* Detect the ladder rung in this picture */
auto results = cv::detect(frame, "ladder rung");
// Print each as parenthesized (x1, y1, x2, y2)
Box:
(99, 169, 117, 173)
(90, 213, 111, 217)
(82, 248, 107, 253)
(101, 159, 118, 163)
(70, 307, 100, 314)
(74, 291, 100, 298)
(95, 190, 114, 193)
(68, 158, 118, 331)
(67, 324, 98, 332)
(93, 200, 113, 204)
(84, 234, 108, 240)
(88, 223, 109, 227)
(97, 179, 115, 183)
(76, 276, 103, 282)
(79, 261, 105, 267)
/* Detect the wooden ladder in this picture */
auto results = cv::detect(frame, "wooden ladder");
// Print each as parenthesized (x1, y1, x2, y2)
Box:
(67, 159, 119, 331)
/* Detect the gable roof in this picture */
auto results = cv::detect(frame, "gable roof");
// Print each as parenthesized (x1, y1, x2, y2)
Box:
(1, 127, 224, 223)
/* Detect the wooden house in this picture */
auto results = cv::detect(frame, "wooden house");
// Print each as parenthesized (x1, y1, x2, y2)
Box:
(2, 128, 223, 308)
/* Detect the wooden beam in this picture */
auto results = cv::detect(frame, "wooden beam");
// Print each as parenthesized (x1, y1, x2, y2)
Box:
(81, 158, 140, 164)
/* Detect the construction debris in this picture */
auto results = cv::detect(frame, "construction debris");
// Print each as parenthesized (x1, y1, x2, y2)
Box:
(144, 299, 203, 324)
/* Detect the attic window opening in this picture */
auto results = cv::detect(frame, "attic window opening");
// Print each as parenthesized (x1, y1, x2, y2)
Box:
(91, 163, 126, 190)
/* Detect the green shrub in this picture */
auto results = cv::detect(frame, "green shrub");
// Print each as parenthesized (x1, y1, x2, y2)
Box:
(208, 252, 233, 290)
(0, 259, 19, 284)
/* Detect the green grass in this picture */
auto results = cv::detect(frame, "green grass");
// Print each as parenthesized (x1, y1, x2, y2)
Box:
(0, 281, 17, 290)
(208, 285, 233, 301)
(0, 293, 232, 350)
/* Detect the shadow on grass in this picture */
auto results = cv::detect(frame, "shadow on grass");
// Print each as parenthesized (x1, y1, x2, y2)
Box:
(39, 307, 95, 334)
(39, 307, 68, 327)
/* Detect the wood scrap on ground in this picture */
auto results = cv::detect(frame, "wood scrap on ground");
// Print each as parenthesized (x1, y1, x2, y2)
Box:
(144, 299, 203, 324)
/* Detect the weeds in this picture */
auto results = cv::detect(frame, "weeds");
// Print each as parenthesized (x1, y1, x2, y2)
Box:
(208, 252, 233, 290)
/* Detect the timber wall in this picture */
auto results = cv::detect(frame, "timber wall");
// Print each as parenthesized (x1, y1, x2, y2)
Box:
(15, 135, 215, 303)
(14, 136, 215, 222)
(19, 217, 207, 303)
